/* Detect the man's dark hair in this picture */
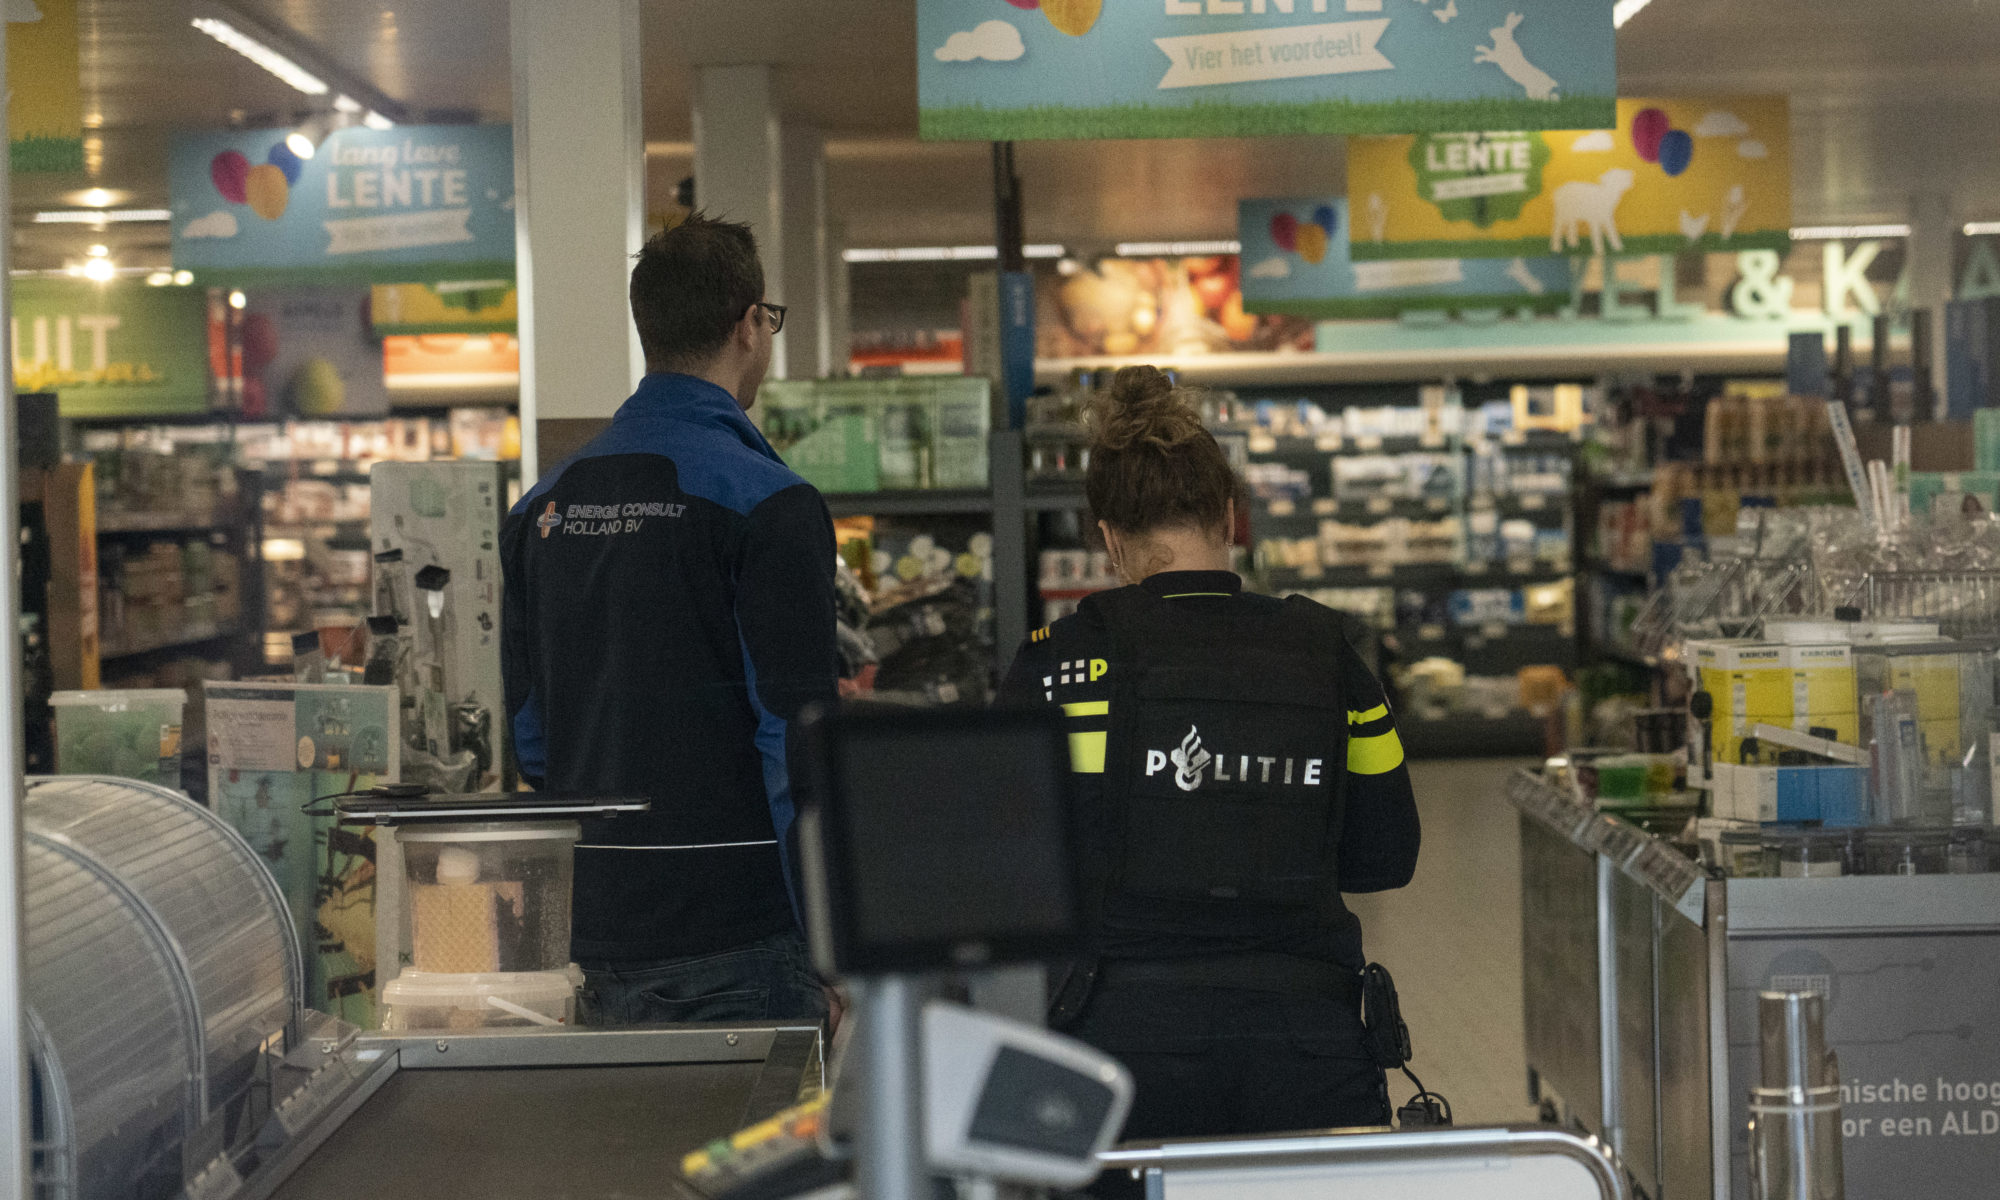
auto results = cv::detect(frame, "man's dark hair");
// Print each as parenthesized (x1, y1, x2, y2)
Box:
(630, 211, 764, 372)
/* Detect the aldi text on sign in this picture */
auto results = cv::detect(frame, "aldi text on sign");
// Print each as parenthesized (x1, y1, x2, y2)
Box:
(170, 125, 515, 283)
(918, 0, 1615, 142)
(1348, 96, 1792, 261)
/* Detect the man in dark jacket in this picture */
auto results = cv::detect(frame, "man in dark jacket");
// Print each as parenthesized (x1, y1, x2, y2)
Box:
(501, 213, 836, 1025)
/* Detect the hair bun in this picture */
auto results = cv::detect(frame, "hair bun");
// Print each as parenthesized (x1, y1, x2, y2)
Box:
(1090, 365, 1207, 453)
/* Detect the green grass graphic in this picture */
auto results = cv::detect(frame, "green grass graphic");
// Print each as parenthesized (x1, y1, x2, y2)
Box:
(12, 134, 84, 174)
(1349, 232, 1793, 261)
(1245, 294, 1570, 319)
(919, 96, 1615, 142)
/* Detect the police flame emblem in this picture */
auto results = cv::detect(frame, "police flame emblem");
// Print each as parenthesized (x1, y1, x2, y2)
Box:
(1170, 726, 1211, 792)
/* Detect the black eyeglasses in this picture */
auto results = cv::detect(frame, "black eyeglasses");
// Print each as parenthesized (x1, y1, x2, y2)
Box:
(754, 301, 787, 334)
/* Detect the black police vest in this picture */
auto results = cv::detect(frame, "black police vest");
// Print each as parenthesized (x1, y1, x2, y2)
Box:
(1085, 587, 1349, 915)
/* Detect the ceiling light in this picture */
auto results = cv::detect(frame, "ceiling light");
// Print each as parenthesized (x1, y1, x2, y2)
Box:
(86, 244, 109, 258)
(191, 16, 329, 95)
(82, 258, 117, 282)
(64, 265, 85, 278)
(1965, 221, 2000, 237)
(1113, 240, 1242, 257)
(33, 208, 172, 224)
(174, 270, 195, 286)
(332, 93, 362, 113)
(228, 289, 248, 310)
(841, 244, 1065, 264)
(285, 132, 317, 159)
(1789, 224, 1910, 240)
(80, 187, 113, 207)
(363, 110, 394, 130)
(1612, 0, 1653, 28)
(146, 271, 175, 287)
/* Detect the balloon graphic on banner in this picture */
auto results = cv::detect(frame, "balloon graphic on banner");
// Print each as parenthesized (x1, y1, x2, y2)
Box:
(1270, 211, 1299, 252)
(1312, 205, 1338, 237)
(1002, 0, 1037, 7)
(210, 150, 250, 204)
(1040, 0, 1101, 36)
(1656, 129, 1694, 177)
(1631, 108, 1670, 163)
(244, 163, 290, 220)
(1296, 221, 1329, 265)
(267, 140, 305, 185)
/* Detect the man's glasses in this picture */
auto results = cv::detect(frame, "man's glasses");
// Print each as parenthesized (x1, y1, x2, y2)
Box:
(755, 301, 787, 334)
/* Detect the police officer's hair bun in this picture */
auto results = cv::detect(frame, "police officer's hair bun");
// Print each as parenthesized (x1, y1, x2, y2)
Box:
(1086, 365, 1237, 537)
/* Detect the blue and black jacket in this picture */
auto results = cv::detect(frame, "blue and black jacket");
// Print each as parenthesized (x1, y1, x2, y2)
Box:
(502, 372, 838, 963)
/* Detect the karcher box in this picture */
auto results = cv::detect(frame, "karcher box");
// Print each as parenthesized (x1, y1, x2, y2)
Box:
(1693, 640, 1793, 764)
(1787, 644, 1858, 723)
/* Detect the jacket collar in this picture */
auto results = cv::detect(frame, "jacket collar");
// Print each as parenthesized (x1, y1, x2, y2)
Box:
(617, 372, 784, 464)
(1139, 570, 1243, 599)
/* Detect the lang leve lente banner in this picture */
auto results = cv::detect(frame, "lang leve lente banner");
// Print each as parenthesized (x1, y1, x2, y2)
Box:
(1346, 96, 1791, 260)
(918, 0, 1614, 142)
(1239, 198, 1571, 318)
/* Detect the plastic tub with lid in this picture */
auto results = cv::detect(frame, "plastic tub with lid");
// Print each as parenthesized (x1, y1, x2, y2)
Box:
(380, 967, 583, 1031)
(1762, 827, 1852, 878)
(396, 821, 579, 975)
(49, 688, 186, 788)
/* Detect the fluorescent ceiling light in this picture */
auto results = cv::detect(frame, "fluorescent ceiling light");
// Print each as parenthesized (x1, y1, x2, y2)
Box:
(1113, 240, 1242, 257)
(1965, 221, 2000, 237)
(82, 258, 117, 282)
(228, 290, 248, 310)
(332, 93, 362, 113)
(146, 272, 174, 287)
(285, 132, 317, 159)
(86, 244, 108, 258)
(79, 187, 114, 207)
(173, 270, 195, 286)
(33, 208, 172, 224)
(1790, 224, 1910, 240)
(842, 244, 1064, 263)
(1612, 0, 1653, 29)
(363, 110, 395, 130)
(192, 16, 329, 95)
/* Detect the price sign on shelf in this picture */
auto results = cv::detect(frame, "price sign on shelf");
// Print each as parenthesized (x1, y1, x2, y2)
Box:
(1420, 432, 1446, 449)
(1502, 430, 1528, 446)
(1481, 621, 1508, 640)
(1313, 498, 1338, 516)
(1427, 497, 1449, 512)
(1367, 562, 1393, 579)
(1522, 494, 1547, 511)
(1355, 435, 1384, 452)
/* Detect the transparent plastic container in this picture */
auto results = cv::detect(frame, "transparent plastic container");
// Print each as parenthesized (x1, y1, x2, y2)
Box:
(1860, 827, 1954, 876)
(380, 967, 581, 1031)
(1721, 829, 1776, 877)
(1763, 827, 1852, 878)
(396, 822, 579, 975)
(50, 689, 186, 788)
(1947, 828, 1990, 875)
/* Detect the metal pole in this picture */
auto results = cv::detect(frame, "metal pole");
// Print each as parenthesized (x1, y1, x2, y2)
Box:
(854, 974, 928, 1200)
(0, 10, 36, 1193)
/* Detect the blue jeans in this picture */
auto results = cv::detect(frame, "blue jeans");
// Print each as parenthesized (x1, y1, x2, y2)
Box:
(578, 929, 829, 1026)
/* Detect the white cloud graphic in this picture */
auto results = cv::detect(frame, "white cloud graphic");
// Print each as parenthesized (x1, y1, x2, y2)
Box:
(1695, 110, 1750, 137)
(6, 0, 43, 22)
(181, 210, 240, 239)
(934, 20, 1025, 63)
(1571, 130, 1615, 153)
(1249, 256, 1291, 280)
(1737, 139, 1769, 160)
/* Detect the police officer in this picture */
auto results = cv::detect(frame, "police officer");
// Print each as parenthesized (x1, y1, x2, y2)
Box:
(997, 365, 1421, 1148)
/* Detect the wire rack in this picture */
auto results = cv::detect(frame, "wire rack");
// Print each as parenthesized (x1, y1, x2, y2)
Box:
(1626, 556, 1815, 661)
(1850, 570, 2000, 637)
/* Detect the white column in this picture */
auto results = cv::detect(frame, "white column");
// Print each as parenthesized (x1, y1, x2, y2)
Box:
(828, 215, 853, 376)
(693, 65, 786, 376)
(510, 0, 645, 483)
(0, 12, 29, 1197)
(1907, 193, 1955, 416)
(780, 124, 830, 379)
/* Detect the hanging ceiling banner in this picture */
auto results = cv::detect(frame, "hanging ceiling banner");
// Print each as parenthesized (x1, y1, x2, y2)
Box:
(917, 0, 1615, 142)
(8, 0, 84, 172)
(170, 124, 515, 284)
(1347, 96, 1792, 261)
(1239, 197, 1570, 317)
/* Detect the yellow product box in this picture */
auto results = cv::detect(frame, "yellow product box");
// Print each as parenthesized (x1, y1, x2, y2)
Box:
(1694, 641, 1792, 737)
(1787, 644, 1858, 720)
(1890, 655, 1962, 722)
(1921, 718, 1962, 765)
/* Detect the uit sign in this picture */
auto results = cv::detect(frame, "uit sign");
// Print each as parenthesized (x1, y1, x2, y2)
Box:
(1349, 96, 1792, 260)
(917, 0, 1614, 142)
(170, 124, 515, 283)
(10, 279, 210, 417)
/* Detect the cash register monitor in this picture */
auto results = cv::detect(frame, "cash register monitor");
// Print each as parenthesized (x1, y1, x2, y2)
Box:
(803, 706, 1083, 976)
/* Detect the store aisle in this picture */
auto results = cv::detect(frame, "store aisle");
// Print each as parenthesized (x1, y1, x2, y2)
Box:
(1346, 757, 1540, 1126)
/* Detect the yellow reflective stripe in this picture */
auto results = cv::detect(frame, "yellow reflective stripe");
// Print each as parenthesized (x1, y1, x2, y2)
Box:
(1348, 703, 1390, 725)
(1348, 728, 1405, 775)
(1062, 700, 1110, 717)
(1068, 730, 1107, 774)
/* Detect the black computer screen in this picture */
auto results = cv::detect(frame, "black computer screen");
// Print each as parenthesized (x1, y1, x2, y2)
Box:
(818, 709, 1081, 970)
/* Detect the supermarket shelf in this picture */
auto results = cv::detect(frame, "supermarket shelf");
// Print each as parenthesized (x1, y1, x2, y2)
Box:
(1024, 484, 1090, 512)
(101, 622, 244, 662)
(1259, 562, 1458, 590)
(1585, 557, 1652, 581)
(1258, 496, 1458, 522)
(1473, 494, 1570, 520)
(824, 489, 994, 517)
(1238, 433, 1456, 459)
(1584, 472, 1656, 493)
(96, 511, 244, 535)
(1455, 562, 1573, 588)
(1398, 711, 1551, 759)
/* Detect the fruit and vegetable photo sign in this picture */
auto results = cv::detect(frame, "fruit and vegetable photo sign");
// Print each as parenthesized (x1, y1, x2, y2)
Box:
(918, 0, 1614, 142)
(10, 278, 210, 417)
(1239, 197, 1571, 318)
(241, 288, 389, 418)
(1347, 96, 1791, 261)
(170, 124, 515, 283)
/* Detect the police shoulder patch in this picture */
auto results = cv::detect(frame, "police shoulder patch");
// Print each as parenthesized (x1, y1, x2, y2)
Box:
(1030, 625, 1051, 643)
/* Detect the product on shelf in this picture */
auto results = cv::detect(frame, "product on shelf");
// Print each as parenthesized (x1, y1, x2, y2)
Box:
(50, 688, 186, 788)
(761, 376, 992, 492)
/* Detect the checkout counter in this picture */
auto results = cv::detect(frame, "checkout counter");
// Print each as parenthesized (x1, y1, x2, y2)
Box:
(23, 715, 1628, 1200)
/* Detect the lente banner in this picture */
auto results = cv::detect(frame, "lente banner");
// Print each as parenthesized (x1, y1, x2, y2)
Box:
(917, 0, 1614, 142)
(1347, 96, 1792, 260)
(8, 0, 84, 173)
